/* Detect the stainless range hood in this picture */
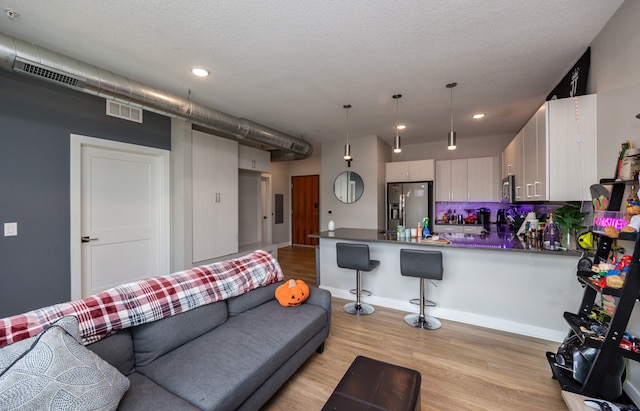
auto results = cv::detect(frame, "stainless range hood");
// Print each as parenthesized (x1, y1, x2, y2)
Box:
(0, 32, 312, 161)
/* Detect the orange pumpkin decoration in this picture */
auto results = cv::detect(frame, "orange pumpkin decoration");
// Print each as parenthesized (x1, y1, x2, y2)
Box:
(275, 279, 309, 307)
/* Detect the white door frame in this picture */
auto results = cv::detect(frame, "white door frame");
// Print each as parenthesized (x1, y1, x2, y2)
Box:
(69, 134, 171, 300)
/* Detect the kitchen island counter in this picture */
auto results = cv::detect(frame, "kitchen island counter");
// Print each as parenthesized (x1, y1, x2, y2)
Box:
(312, 227, 583, 341)
(310, 227, 581, 256)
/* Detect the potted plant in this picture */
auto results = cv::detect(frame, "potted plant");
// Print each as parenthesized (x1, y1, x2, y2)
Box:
(553, 202, 588, 250)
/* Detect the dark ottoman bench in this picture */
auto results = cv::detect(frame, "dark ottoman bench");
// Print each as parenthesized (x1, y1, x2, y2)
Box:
(322, 355, 421, 411)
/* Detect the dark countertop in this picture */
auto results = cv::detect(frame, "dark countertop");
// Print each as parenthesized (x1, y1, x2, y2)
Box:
(310, 227, 582, 256)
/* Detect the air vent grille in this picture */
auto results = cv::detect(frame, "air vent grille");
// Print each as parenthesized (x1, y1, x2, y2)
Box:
(106, 100, 143, 123)
(13, 59, 86, 89)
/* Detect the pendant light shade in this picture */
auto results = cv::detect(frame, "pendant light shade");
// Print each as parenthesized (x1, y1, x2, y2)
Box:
(393, 135, 401, 153)
(446, 82, 457, 150)
(392, 94, 402, 154)
(343, 104, 353, 165)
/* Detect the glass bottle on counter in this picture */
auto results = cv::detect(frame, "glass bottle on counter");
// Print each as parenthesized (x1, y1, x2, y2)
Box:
(542, 213, 561, 250)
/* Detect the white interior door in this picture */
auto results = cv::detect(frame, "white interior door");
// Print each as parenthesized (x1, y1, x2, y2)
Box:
(70, 135, 170, 299)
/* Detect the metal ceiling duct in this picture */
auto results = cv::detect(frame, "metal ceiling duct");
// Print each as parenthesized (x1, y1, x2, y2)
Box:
(0, 32, 312, 161)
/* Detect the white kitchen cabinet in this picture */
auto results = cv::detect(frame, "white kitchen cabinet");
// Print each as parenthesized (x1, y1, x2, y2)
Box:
(436, 159, 467, 201)
(435, 160, 452, 201)
(386, 159, 435, 182)
(534, 104, 547, 200)
(238, 144, 270, 172)
(192, 130, 238, 262)
(502, 96, 596, 202)
(467, 156, 500, 201)
(546, 94, 597, 201)
(503, 135, 517, 178)
(519, 104, 548, 201)
(437, 157, 498, 201)
(504, 131, 525, 201)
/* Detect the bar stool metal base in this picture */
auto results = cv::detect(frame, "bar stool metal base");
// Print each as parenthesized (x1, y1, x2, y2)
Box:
(344, 302, 375, 315)
(404, 313, 441, 330)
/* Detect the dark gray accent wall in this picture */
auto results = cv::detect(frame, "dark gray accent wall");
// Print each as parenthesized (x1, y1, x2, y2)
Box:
(0, 70, 170, 318)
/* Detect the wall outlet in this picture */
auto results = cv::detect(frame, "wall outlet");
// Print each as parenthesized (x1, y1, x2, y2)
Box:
(4, 222, 17, 236)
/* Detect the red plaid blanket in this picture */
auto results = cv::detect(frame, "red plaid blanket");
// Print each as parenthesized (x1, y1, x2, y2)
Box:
(0, 250, 283, 347)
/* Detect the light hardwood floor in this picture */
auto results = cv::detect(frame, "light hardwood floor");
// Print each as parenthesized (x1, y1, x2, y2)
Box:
(263, 245, 567, 411)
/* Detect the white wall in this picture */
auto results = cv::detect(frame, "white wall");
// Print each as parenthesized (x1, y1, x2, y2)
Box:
(590, 0, 640, 182)
(589, 0, 640, 402)
(320, 135, 389, 232)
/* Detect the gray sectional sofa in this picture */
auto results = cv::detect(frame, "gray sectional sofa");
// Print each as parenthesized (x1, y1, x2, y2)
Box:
(87, 280, 331, 410)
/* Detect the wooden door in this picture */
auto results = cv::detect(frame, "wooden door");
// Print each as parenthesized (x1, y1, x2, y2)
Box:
(292, 175, 319, 246)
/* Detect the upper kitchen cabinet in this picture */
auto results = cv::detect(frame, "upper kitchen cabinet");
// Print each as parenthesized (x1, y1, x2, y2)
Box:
(546, 94, 597, 201)
(503, 95, 596, 202)
(522, 104, 547, 201)
(386, 159, 435, 182)
(238, 144, 270, 172)
(437, 157, 499, 202)
(467, 156, 501, 201)
(435, 158, 467, 201)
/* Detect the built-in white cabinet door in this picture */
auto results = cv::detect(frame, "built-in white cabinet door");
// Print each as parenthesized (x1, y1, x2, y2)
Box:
(534, 104, 547, 200)
(435, 160, 452, 201)
(547, 94, 597, 201)
(522, 113, 538, 201)
(192, 131, 238, 262)
(386, 162, 409, 182)
(407, 159, 435, 181)
(467, 156, 498, 201)
(386, 159, 435, 182)
(238, 145, 270, 172)
(450, 159, 468, 201)
(512, 131, 525, 201)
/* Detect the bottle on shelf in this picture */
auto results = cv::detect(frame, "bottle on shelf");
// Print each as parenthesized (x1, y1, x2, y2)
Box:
(416, 221, 422, 238)
(543, 213, 561, 250)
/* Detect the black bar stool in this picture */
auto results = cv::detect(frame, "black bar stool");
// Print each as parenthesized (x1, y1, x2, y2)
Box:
(400, 249, 443, 329)
(336, 242, 380, 315)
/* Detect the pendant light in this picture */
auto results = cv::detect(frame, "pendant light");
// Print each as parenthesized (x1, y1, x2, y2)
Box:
(446, 82, 457, 150)
(392, 94, 402, 153)
(343, 104, 353, 166)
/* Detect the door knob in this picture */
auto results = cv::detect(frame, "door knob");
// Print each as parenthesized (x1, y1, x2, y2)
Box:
(81, 236, 98, 243)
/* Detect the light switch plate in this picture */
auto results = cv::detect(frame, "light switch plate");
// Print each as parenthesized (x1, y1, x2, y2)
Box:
(4, 222, 17, 236)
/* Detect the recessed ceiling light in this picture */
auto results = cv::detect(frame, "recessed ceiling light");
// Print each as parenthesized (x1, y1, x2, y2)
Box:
(397, 124, 406, 130)
(191, 68, 210, 77)
(472, 113, 485, 119)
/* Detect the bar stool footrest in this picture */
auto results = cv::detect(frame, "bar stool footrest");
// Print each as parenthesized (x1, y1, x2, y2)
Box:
(350, 288, 372, 297)
(409, 298, 436, 307)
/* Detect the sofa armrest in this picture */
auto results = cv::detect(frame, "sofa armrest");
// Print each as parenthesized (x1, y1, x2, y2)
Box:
(305, 287, 332, 328)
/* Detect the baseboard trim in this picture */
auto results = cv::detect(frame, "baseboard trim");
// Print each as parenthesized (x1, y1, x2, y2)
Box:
(321, 286, 566, 342)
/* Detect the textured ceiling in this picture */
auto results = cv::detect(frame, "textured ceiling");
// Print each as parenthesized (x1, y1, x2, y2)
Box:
(0, 1, 624, 149)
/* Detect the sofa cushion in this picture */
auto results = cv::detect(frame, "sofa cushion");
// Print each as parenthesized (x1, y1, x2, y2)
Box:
(137, 300, 328, 411)
(131, 300, 228, 366)
(226, 281, 283, 316)
(87, 328, 135, 376)
(117, 372, 200, 411)
(0, 316, 129, 411)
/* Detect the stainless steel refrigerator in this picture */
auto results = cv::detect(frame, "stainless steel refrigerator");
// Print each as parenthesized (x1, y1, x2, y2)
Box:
(386, 182, 433, 233)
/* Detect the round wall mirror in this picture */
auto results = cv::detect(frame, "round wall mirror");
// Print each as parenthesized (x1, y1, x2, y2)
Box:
(334, 171, 364, 204)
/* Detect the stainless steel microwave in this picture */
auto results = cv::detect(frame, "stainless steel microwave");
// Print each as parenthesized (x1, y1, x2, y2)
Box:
(501, 175, 515, 203)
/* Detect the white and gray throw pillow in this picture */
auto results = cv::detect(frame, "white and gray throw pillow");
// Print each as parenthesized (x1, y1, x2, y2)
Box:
(0, 316, 129, 410)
